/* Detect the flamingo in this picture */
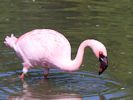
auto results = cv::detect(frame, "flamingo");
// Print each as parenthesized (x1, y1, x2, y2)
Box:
(4, 29, 108, 80)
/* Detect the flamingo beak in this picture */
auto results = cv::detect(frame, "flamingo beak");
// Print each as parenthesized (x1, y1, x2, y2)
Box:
(98, 56, 108, 75)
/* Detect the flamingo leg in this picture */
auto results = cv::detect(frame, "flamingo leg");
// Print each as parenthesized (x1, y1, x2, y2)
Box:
(19, 73, 25, 80)
(19, 66, 29, 80)
(43, 67, 49, 79)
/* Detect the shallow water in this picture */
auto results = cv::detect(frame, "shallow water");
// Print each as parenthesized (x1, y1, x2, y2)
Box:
(0, 69, 127, 99)
(0, 0, 133, 99)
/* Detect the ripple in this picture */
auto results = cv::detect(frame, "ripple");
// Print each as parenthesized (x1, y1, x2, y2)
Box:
(0, 68, 128, 99)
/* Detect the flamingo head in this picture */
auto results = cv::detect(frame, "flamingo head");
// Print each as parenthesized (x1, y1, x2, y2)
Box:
(4, 34, 17, 49)
(88, 39, 108, 75)
(98, 51, 108, 75)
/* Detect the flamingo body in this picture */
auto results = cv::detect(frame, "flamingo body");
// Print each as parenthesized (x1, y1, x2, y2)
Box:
(16, 29, 71, 69)
(4, 29, 108, 80)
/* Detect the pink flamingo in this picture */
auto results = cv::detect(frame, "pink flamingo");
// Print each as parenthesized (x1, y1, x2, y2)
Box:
(4, 29, 108, 80)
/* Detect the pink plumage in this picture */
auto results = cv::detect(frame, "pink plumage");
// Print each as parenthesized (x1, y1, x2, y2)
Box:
(4, 29, 108, 80)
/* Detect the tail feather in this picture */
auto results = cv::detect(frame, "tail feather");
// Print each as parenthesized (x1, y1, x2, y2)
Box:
(4, 34, 17, 48)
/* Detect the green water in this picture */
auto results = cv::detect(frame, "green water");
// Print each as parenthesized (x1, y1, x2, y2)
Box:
(0, 0, 133, 99)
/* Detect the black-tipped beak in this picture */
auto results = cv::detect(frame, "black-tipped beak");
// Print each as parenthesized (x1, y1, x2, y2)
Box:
(98, 56, 108, 75)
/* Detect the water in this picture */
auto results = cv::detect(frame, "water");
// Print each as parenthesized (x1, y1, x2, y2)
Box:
(0, 69, 127, 99)
(0, 0, 133, 99)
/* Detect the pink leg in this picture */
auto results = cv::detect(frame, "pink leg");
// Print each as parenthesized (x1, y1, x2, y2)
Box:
(19, 64, 29, 80)
(19, 73, 25, 80)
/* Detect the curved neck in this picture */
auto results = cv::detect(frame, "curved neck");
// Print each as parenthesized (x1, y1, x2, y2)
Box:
(61, 40, 91, 71)
(71, 40, 90, 70)
(58, 39, 105, 72)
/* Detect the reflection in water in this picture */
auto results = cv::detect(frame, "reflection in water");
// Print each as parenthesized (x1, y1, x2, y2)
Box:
(0, 69, 126, 100)
(8, 79, 107, 100)
(8, 80, 82, 100)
